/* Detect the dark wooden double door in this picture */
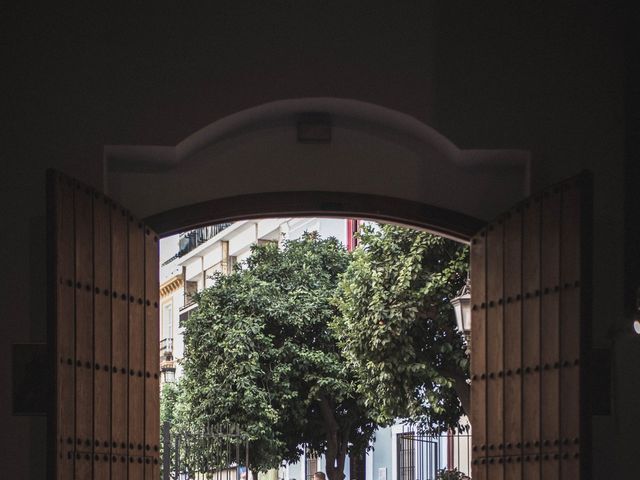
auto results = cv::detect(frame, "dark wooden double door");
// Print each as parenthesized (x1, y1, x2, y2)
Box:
(49, 171, 591, 479)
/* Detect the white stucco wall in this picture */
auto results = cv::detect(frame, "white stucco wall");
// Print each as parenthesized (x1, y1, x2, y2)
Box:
(105, 99, 530, 228)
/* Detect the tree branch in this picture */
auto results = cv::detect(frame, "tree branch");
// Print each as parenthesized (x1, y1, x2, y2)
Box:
(319, 396, 339, 433)
(442, 368, 470, 416)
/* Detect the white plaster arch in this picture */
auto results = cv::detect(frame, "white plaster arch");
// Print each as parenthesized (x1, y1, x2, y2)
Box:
(104, 97, 530, 225)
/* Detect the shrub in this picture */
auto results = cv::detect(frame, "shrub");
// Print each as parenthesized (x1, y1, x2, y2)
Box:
(435, 468, 469, 480)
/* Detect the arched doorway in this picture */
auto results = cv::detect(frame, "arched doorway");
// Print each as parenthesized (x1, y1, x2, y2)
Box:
(104, 98, 531, 230)
(48, 99, 591, 479)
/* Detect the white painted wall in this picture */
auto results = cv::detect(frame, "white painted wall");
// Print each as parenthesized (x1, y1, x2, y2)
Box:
(106, 99, 530, 226)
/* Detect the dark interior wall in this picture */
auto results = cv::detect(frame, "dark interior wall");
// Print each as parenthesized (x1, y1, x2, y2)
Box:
(431, 6, 627, 327)
(1, 2, 634, 476)
(433, 5, 631, 476)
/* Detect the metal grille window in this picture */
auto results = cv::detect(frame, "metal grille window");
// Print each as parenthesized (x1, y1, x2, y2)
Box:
(397, 433, 416, 480)
(396, 430, 471, 480)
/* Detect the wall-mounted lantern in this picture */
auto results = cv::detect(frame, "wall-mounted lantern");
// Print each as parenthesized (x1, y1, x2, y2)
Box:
(451, 279, 472, 353)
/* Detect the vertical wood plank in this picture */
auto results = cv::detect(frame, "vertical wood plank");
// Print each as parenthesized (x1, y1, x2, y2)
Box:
(470, 231, 487, 480)
(93, 196, 112, 450)
(112, 208, 129, 459)
(129, 458, 144, 480)
(93, 455, 110, 480)
(504, 460, 521, 480)
(93, 196, 112, 480)
(486, 222, 504, 480)
(560, 183, 582, 480)
(55, 175, 76, 480)
(75, 185, 94, 479)
(144, 230, 160, 468)
(144, 460, 158, 480)
(521, 199, 541, 480)
(112, 455, 128, 479)
(129, 219, 146, 478)
(540, 190, 561, 480)
(503, 210, 522, 480)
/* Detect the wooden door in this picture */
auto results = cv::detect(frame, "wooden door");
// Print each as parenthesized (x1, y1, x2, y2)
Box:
(470, 174, 591, 480)
(48, 171, 160, 479)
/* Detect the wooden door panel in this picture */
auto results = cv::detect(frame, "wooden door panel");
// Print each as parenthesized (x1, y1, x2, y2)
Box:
(129, 459, 144, 479)
(144, 460, 158, 480)
(486, 223, 504, 480)
(55, 177, 76, 479)
(94, 197, 112, 455)
(521, 199, 541, 480)
(111, 208, 129, 457)
(94, 457, 110, 480)
(144, 230, 160, 467)
(470, 231, 487, 480)
(540, 190, 561, 480)
(505, 461, 521, 479)
(111, 457, 127, 479)
(49, 171, 160, 480)
(560, 184, 583, 479)
(128, 221, 145, 458)
(74, 187, 94, 464)
(470, 175, 591, 479)
(75, 454, 92, 478)
(503, 210, 522, 479)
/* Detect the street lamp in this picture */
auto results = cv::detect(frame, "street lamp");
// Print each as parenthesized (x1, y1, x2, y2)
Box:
(451, 278, 472, 353)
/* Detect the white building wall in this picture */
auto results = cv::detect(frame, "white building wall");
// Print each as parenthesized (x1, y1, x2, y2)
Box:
(229, 222, 259, 257)
(202, 243, 223, 271)
(257, 218, 286, 240)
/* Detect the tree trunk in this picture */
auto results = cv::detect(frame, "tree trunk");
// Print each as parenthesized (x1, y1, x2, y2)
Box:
(319, 398, 347, 480)
(324, 442, 347, 480)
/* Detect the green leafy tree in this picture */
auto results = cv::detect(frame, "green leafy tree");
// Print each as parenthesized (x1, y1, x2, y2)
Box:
(180, 234, 376, 480)
(179, 227, 469, 480)
(160, 382, 179, 478)
(161, 381, 180, 427)
(332, 224, 469, 433)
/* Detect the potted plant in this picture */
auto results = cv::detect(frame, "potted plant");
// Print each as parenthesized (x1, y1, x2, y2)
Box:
(435, 468, 470, 480)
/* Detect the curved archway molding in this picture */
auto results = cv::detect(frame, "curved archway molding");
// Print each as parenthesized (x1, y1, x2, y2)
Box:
(104, 98, 530, 235)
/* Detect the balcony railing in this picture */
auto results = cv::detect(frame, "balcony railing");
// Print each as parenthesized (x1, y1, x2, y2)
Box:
(160, 337, 176, 377)
(162, 223, 233, 266)
(160, 337, 173, 356)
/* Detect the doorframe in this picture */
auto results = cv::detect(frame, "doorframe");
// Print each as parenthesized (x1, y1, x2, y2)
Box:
(144, 191, 484, 241)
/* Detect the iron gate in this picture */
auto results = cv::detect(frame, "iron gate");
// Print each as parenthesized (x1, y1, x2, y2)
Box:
(398, 432, 439, 480)
(162, 422, 250, 480)
(397, 431, 471, 480)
